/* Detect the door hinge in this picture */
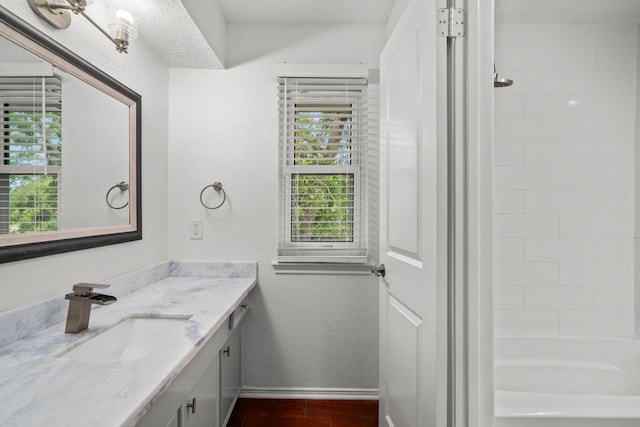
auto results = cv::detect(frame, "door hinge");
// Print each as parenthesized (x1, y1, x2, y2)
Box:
(438, 8, 465, 38)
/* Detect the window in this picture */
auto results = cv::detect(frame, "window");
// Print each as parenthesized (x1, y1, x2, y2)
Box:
(277, 76, 368, 263)
(0, 76, 62, 234)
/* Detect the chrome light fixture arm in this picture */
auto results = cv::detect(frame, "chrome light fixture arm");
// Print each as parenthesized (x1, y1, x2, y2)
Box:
(45, 0, 85, 13)
(27, 0, 136, 53)
(78, 8, 128, 53)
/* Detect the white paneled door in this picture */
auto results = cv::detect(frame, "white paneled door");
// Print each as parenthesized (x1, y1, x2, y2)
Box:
(378, 0, 448, 426)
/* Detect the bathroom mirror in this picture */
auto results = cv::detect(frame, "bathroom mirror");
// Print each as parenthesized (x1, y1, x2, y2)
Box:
(0, 6, 141, 263)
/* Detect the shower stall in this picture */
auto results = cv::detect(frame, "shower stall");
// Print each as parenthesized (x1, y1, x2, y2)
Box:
(493, 1, 640, 426)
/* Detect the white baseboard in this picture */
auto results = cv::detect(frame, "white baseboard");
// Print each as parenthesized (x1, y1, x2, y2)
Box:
(239, 387, 379, 400)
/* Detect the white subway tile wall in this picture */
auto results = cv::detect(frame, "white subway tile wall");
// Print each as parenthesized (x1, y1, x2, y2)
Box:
(494, 23, 638, 335)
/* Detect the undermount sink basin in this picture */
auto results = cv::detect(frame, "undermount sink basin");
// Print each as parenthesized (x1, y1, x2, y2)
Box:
(59, 315, 191, 360)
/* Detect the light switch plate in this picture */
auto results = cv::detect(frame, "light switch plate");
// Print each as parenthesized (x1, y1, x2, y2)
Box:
(189, 219, 203, 240)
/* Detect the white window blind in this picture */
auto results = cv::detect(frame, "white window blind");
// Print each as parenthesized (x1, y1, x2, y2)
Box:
(0, 76, 62, 234)
(277, 76, 368, 263)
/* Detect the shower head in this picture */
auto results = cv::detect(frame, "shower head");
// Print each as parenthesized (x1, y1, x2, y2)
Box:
(494, 77, 514, 88)
(493, 64, 514, 88)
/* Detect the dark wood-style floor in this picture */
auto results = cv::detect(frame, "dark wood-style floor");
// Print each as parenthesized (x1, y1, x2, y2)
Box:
(228, 398, 379, 427)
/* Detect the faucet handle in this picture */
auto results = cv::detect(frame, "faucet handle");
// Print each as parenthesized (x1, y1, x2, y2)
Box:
(72, 283, 110, 296)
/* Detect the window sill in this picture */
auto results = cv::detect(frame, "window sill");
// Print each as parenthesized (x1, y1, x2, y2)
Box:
(272, 261, 374, 275)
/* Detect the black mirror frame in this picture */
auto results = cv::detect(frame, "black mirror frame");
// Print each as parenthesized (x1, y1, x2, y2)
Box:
(0, 6, 142, 264)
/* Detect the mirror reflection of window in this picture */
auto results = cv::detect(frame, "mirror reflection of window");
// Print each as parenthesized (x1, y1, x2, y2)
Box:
(0, 75, 62, 234)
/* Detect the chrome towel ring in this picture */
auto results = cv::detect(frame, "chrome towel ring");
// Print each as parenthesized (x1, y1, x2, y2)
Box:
(200, 181, 226, 209)
(106, 181, 129, 210)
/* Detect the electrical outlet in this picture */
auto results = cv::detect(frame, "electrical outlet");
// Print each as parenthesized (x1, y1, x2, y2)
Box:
(189, 219, 203, 240)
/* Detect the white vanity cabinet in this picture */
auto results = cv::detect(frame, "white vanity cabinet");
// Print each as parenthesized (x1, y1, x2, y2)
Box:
(136, 297, 249, 427)
(219, 298, 248, 426)
(220, 325, 241, 426)
(182, 353, 220, 427)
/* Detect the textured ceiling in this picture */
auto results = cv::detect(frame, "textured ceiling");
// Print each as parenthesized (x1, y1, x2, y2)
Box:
(217, 0, 395, 24)
(496, 0, 640, 23)
(135, 0, 222, 69)
(137, 0, 395, 68)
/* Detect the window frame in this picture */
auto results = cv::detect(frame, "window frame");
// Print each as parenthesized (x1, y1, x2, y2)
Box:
(276, 73, 370, 266)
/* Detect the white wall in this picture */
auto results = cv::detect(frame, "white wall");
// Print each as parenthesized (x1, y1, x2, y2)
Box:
(168, 23, 385, 393)
(493, 23, 637, 335)
(0, 1, 169, 312)
(179, 0, 226, 68)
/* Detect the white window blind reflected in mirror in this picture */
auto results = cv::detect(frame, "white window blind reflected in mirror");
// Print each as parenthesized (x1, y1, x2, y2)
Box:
(0, 75, 62, 234)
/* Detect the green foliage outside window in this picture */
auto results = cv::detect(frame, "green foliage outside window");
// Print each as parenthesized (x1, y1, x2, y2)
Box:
(291, 173, 354, 242)
(8, 174, 58, 233)
(291, 106, 355, 242)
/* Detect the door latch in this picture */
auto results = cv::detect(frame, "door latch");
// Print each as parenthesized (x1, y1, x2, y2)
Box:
(372, 264, 386, 277)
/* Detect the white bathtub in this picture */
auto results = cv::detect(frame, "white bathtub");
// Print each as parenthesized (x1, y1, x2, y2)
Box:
(494, 336, 640, 427)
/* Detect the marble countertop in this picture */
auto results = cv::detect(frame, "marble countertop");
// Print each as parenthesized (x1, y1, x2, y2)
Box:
(0, 268, 257, 427)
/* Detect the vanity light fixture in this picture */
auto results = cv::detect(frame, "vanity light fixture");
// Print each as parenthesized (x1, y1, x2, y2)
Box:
(26, 0, 142, 53)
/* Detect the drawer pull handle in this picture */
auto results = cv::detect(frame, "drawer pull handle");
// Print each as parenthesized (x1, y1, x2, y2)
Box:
(223, 346, 230, 357)
(186, 397, 197, 414)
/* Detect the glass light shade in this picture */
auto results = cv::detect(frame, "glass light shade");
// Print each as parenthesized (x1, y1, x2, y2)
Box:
(107, 0, 142, 43)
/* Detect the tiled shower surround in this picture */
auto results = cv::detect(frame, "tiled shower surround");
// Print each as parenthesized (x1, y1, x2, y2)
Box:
(493, 23, 639, 335)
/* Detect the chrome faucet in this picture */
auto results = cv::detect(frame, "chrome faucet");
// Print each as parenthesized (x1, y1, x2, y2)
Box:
(64, 283, 117, 333)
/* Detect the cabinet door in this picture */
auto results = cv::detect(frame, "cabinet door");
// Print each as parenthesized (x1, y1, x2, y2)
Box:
(183, 354, 220, 427)
(220, 326, 241, 426)
(165, 411, 180, 427)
